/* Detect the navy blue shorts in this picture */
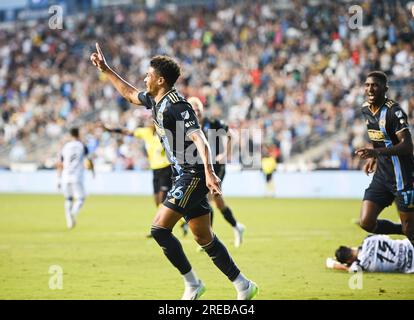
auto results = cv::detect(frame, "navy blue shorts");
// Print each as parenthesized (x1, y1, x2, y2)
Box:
(163, 172, 212, 221)
(363, 176, 414, 212)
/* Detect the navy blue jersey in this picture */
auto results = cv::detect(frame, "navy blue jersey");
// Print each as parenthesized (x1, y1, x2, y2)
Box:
(138, 89, 204, 176)
(362, 99, 414, 190)
(201, 118, 229, 159)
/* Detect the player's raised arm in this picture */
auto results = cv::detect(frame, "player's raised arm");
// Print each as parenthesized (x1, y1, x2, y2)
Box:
(100, 122, 133, 136)
(90, 43, 142, 105)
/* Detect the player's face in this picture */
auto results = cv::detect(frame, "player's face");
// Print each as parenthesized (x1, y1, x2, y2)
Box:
(144, 67, 162, 96)
(364, 77, 386, 106)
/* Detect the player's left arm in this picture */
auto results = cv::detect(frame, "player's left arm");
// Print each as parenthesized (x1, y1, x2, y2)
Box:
(326, 258, 349, 271)
(84, 145, 95, 178)
(56, 156, 63, 190)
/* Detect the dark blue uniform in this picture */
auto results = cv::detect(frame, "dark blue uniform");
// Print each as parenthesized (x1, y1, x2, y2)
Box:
(138, 89, 212, 220)
(362, 99, 414, 212)
(201, 118, 229, 181)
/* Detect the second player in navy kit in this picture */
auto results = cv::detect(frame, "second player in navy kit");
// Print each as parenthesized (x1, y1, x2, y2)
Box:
(355, 71, 414, 245)
(186, 97, 246, 248)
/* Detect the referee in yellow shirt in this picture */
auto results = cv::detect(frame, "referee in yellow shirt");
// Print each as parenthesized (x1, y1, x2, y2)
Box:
(102, 123, 172, 206)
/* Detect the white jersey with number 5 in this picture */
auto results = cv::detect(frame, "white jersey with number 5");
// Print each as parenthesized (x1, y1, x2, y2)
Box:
(350, 235, 414, 273)
(60, 140, 88, 184)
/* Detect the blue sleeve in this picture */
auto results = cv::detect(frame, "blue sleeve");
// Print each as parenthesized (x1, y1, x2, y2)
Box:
(138, 91, 155, 110)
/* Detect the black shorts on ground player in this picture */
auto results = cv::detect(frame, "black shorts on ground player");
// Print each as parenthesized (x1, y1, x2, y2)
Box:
(363, 175, 414, 212)
(153, 165, 173, 194)
(163, 171, 212, 221)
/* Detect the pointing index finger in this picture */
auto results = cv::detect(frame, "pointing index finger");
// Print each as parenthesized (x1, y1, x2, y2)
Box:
(96, 43, 103, 59)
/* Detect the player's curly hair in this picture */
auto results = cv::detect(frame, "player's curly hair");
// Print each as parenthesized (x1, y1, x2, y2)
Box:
(150, 55, 181, 87)
(367, 70, 388, 86)
(335, 246, 353, 265)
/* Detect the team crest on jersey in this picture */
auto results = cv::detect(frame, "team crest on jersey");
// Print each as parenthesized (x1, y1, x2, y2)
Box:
(395, 111, 403, 118)
(157, 111, 164, 122)
(154, 121, 165, 137)
(181, 111, 190, 120)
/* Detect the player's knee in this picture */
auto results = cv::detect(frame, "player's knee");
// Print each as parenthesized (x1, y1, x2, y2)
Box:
(150, 225, 171, 242)
(193, 232, 213, 246)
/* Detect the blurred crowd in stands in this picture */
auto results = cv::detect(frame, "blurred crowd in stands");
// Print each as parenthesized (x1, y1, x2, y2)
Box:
(0, 0, 413, 171)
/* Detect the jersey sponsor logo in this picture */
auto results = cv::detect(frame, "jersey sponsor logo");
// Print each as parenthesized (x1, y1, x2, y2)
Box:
(185, 121, 196, 128)
(181, 111, 190, 120)
(367, 129, 385, 142)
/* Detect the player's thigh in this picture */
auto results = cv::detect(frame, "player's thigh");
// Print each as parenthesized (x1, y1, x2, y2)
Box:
(152, 204, 183, 229)
(361, 180, 393, 223)
(72, 182, 85, 200)
(188, 213, 214, 245)
(398, 211, 414, 238)
(360, 200, 383, 225)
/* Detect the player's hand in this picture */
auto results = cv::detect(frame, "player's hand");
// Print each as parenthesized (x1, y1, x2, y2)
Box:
(355, 148, 379, 159)
(363, 158, 377, 176)
(205, 170, 222, 196)
(90, 43, 109, 72)
(326, 257, 336, 269)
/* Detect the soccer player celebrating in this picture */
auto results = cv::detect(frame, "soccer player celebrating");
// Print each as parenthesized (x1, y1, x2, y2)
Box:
(326, 234, 414, 273)
(57, 127, 95, 229)
(180, 96, 245, 247)
(90, 43, 258, 300)
(355, 71, 414, 245)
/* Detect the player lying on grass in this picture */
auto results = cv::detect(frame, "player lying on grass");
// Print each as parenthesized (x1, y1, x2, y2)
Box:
(326, 234, 414, 273)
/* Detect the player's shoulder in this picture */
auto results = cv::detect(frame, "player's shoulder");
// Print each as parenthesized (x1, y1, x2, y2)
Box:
(361, 101, 370, 111)
(138, 91, 155, 109)
(165, 89, 188, 106)
(384, 99, 399, 109)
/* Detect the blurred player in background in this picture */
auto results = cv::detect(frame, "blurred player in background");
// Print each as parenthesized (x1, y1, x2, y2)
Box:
(261, 146, 277, 197)
(355, 71, 414, 246)
(57, 127, 95, 229)
(102, 121, 173, 238)
(180, 96, 245, 248)
(326, 234, 414, 273)
(90, 43, 258, 300)
(102, 122, 172, 207)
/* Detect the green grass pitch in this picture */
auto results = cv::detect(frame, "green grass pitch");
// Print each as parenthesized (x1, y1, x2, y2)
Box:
(0, 194, 413, 300)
